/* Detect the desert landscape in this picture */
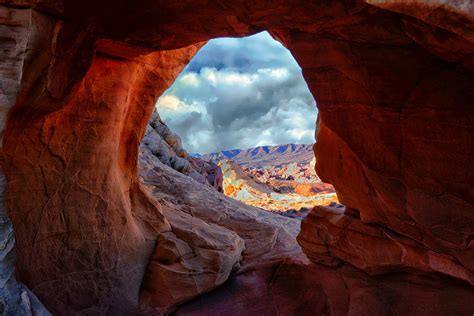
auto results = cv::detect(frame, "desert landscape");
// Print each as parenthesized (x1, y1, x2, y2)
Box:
(201, 145, 339, 215)
(1, 1, 473, 315)
(144, 111, 338, 217)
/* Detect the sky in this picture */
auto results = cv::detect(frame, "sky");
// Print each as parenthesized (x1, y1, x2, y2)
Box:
(155, 31, 318, 154)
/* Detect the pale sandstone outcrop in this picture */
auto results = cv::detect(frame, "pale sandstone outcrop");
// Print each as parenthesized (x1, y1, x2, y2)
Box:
(201, 144, 335, 202)
(138, 145, 307, 314)
(139, 148, 474, 315)
(243, 157, 336, 198)
(140, 205, 245, 314)
(142, 110, 223, 191)
(219, 159, 337, 212)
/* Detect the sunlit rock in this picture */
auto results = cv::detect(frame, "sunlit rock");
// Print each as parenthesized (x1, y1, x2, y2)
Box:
(219, 159, 337, 212)
(0, 0, 473, 314)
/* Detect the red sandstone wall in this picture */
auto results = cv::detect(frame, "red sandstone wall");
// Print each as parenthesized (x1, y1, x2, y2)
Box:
(279, 8, 474, 276)
(3, 35, 200, 312)
(1, 0, 473, 313)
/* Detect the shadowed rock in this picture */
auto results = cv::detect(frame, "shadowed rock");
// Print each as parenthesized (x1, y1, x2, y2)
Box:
(0, 0, 473, 314)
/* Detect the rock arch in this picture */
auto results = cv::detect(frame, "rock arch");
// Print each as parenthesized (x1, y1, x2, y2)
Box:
(0, 1, 473, 314)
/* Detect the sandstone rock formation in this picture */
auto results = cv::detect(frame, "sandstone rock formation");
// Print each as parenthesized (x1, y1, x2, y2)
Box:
(0, 6, 54, 315)
(140, 144, 474, 316)
(0, 0, 473, 314)
(219, 159, 337, 212)
(0, 172, 51, 316)
(138, 146, 306, 314)
(142, 110, 223, 191)
(2, 14, 203, 312)
(298, 205, 474, 284)
(201, 144, 337, 212)
(243, 157, 335, 197)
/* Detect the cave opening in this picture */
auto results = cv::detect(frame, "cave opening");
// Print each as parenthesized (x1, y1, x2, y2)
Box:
(2, 2, 474, 314)
(142, 31, 339, 218)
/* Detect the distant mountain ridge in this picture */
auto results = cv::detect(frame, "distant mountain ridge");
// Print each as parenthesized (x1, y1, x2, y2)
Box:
(196, 143, 314, 168)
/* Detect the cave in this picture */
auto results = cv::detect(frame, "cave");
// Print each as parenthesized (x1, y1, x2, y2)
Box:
(1, 1, 473, 315)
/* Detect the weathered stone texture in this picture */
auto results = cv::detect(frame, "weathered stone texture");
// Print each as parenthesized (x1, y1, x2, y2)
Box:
(0, 0, 472, 314)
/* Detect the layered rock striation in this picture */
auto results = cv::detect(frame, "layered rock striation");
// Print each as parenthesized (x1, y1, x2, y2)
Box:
(219, 159, 337, 213)
(201, 144, 337, 213)
(138, 145, 306, 314)
(243, 157, 336, 197)
(142, 110, 223, 191)
(298, 205, 474, 284)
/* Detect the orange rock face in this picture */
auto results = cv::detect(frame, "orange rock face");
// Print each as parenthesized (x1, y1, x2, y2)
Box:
(1, 0, 473, 314)
(298, 205, 474, 284)
(3, 36, 201, 313)
(219, 159, 338, 212)
(304, 28, 474, 272)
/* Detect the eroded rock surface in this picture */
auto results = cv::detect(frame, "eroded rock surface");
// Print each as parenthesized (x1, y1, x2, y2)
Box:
(0, 6, 53, 315)
(2, 24, 202, 312)
(139, 147, 474, 315)
(0, 0, 473, 314)
(139, 144, 307, 314)
(142, 110, 223, 191)
(219, 159, 337, 212)
(140, 206, 244, 314)
(298, 205, 474, 284)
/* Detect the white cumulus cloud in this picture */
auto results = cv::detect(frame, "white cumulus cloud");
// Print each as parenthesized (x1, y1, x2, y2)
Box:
(155, 31, 318, 153)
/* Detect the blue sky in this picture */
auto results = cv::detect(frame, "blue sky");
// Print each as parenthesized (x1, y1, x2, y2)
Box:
(155, 31, 318, 154)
